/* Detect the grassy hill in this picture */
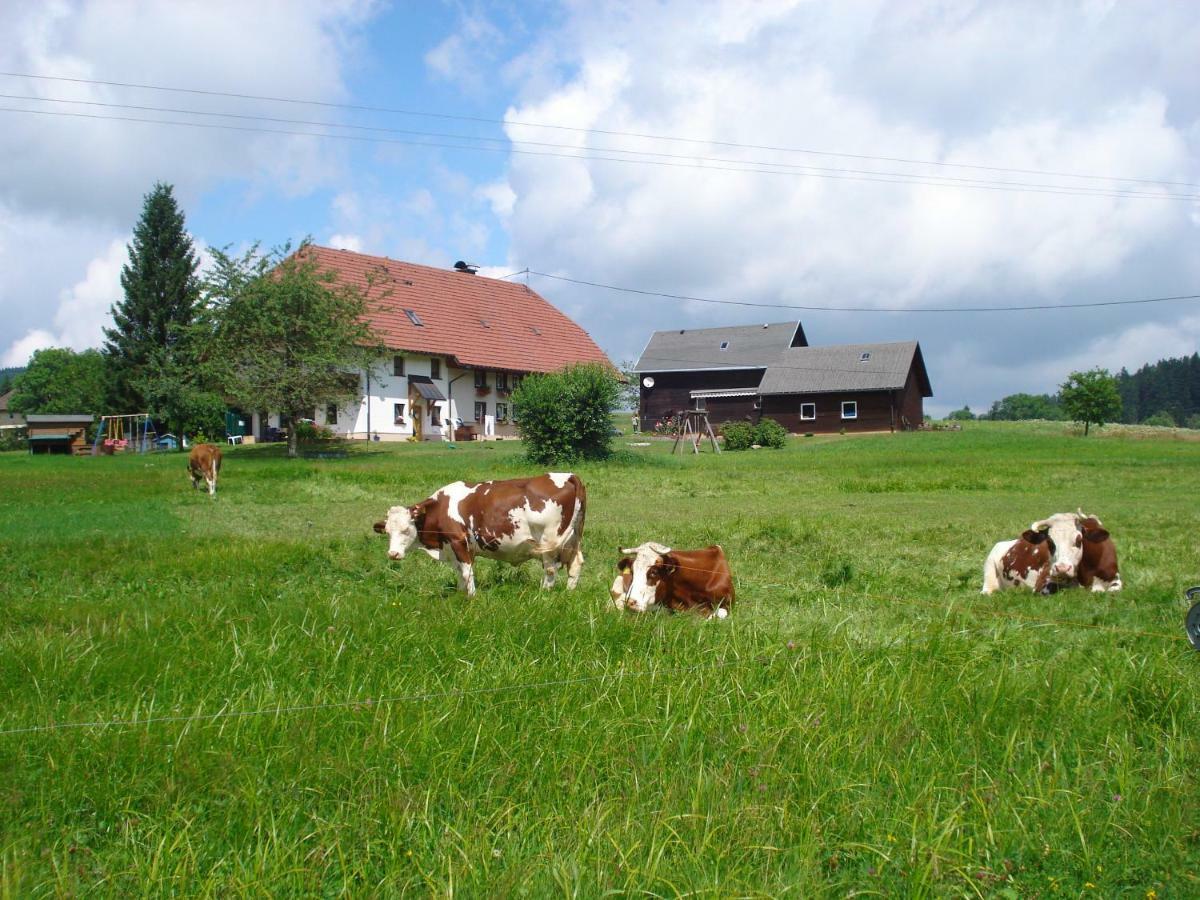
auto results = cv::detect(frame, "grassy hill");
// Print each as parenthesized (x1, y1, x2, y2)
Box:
(1, 424, 1198, 894)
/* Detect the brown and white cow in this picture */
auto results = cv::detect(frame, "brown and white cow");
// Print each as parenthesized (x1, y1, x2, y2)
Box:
(187, 443, 222, 496)
(981, 530, 1054, 594)
(374, 473, 586, 596)
(610, 542, 734, 618)
(1074, 512, 1122, 592)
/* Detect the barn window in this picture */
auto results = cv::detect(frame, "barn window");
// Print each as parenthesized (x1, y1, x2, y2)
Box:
(719, 341, 730, 350)
(800, 402, 816, 421)
(430, 358, 441, 379)
(326, 404, 338, 425)
(393, 355, 405, 376)
(841, 401, 858, 420)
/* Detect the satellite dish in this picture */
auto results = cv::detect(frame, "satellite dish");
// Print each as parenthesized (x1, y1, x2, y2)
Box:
(642, 376, 655, 388)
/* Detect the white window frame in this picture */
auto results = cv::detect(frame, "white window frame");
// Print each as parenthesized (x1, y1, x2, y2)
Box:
(841, 401, 858, 420)
(393, 402, 407, 425)
(800, 402, 816, 421)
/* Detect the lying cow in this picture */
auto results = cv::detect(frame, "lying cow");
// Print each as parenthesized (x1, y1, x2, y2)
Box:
(188, 443, 222, 496)
(981, 510, 1122, 594)
(611, 542, 734, 618)
(374, 473, 586, 596)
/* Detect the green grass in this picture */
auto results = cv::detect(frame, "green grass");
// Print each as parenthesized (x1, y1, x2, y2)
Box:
(2, 424, 1199, 896)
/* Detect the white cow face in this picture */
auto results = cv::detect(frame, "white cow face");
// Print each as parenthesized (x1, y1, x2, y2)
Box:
(1030, 512, 1085, 581)
(612, 542, 673, 612)
(374, 505, 418, 560)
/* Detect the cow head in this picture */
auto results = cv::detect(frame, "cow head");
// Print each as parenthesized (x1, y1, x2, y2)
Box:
(1029, 512, 1087, 581)
(1076, 510, 1111, 545)
(611, 542, 673, 612)
(374, 503, 423, 560)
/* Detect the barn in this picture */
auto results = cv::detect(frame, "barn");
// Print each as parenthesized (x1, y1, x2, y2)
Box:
(634, 322, 932, 434)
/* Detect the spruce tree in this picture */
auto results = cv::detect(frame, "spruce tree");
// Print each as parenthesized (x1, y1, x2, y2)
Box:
(103, 182, 209, 438)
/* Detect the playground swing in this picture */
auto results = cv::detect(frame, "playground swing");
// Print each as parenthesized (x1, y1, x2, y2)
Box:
(92, 414, 157, 455)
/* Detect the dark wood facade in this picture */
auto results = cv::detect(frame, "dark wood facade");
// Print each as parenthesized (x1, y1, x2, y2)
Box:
(638, 358, 928, 434)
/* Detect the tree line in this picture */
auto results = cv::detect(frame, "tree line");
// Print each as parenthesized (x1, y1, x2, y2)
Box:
(946, 356, 1200, 431)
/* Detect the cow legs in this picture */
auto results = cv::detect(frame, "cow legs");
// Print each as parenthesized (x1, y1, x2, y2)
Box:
(206, 474, 217, 496)
(564, 545, 584, 590)
(541, 553, 559, 589)
(447, 540, 476, 597)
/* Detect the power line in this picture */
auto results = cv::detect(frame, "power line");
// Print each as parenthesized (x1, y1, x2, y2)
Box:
(528, 270, 1200, 314)
(5, 105, 1194, 204)
(3, 70, 1196, 191)
(1, 92, 1192, 201)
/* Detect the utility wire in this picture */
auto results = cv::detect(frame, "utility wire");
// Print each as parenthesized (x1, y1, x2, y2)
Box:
(3, 70, 1196, 190)
(528, 270, 1200, 314)
(1, 93, 1191, 201)
(6, 105, 1194, 203)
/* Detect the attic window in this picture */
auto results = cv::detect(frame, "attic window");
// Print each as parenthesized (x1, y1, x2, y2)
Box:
(719, 341, 730, 350)
(404, 309, 424, 327)
(859, 352, 871, 362)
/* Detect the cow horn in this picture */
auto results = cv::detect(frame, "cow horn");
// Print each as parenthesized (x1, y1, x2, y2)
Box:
(1030, 519, 1051, 532)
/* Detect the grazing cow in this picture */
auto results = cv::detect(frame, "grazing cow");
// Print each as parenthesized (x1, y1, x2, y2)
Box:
(187, 443, 222, 496)
(611, 542, 734, 618)
(1074, 512, 1122, 592)
(373, 473, 586, 597)
(981, 530, 1054, 594)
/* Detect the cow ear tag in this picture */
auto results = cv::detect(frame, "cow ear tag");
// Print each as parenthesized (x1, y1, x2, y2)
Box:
(621, 566, 632, 575)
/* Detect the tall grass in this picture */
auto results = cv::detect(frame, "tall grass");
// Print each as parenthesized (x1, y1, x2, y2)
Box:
(1, 425, 1198, 895)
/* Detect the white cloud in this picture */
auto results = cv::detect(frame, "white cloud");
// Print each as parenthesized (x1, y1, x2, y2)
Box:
(495, 1, 1200, 410)
(2, 330, 57, 368)
(327, 233, 364, 252)
(0, 0, 378, 355)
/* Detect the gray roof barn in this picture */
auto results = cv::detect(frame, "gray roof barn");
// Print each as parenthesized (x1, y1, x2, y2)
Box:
(757, 341, 931, 396)
(635, 321, 808, 372)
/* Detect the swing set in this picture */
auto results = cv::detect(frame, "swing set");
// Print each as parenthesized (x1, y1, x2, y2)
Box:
(91, 414, 158, 455)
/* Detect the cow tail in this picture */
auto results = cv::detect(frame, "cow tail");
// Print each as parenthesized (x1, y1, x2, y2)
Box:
(570, 474, 587, 546)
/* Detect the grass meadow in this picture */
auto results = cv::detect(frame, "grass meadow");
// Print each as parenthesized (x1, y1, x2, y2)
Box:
(1, 423, 1199, 896)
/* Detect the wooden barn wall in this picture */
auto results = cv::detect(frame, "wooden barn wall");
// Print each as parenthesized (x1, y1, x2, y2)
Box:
(638, 370, 763, 429)
(898, 368, 926, 428)
(761, 390, 898, 433)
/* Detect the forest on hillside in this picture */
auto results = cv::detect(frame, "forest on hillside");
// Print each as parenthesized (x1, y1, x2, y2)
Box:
(954, 353, 1200, 427)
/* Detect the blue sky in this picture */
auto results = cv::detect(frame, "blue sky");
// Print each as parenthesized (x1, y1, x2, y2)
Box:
(2, 1, 1198, 415)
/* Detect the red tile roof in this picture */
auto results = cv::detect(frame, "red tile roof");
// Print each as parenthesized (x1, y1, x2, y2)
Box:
(302, 246, 611, 373)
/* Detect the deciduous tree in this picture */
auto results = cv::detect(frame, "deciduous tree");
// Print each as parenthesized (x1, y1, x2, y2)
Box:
(1059, 368, 1122, 436)
(8, 348, 107, 415)
(199, 242, 383, 458)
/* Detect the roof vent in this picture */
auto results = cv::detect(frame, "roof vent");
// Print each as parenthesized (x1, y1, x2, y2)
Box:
(860, 352, 871, 362)
(719, 341, 730, 350)
(453, 260, 479, 275)
(763, 323, 769, 328)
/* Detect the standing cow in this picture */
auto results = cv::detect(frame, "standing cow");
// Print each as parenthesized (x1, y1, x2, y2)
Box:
(188, 443, 222, 496)
(374, 473, 586, 596)
(611, 542, 734, 618)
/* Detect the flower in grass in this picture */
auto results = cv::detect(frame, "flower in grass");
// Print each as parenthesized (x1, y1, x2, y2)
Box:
(1112, 793, 1122, 802)
(786, 641, 796, 650)
(1146, 890, 1157, 899)
(866, 866, 877, 877)
(738, 723, 748, 733)
(492, 848, 502, 859)
(887, 834, 896, 843)
(1085, 882, 1096, 889)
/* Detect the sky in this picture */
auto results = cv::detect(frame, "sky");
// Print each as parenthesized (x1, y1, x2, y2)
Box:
(1, 0, 1198, 415)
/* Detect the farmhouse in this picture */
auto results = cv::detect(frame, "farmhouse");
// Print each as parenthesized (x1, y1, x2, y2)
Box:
(252, 247, 611, 442)
(0, 390, 25, 430)
(634, 322, 932, 433)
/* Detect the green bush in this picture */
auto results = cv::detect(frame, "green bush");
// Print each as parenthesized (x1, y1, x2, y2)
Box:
(720, 421, 757, 450)
(0, 426, 27, 452)
(1142, 411, 1177, 428)
(755, 418, 789, 449)
(512, 363, 620, 465)
(721, 419, 789, 450)
(1186, 414, 1200, 430)
(295, 420, 335, 442)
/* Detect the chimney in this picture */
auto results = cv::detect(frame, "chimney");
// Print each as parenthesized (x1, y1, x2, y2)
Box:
(453, 260, 479, 275)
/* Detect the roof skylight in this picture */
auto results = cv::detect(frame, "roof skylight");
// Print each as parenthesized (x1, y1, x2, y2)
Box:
(404, 309, 424, 327)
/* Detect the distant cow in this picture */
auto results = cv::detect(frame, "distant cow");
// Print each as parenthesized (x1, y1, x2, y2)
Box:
(374, 473, 586, 597)
(1074, 512, 1122, 592)
(611, 542, 734, 618)
(188, 443, 222, 496)
(981, 530, 1054, 594)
